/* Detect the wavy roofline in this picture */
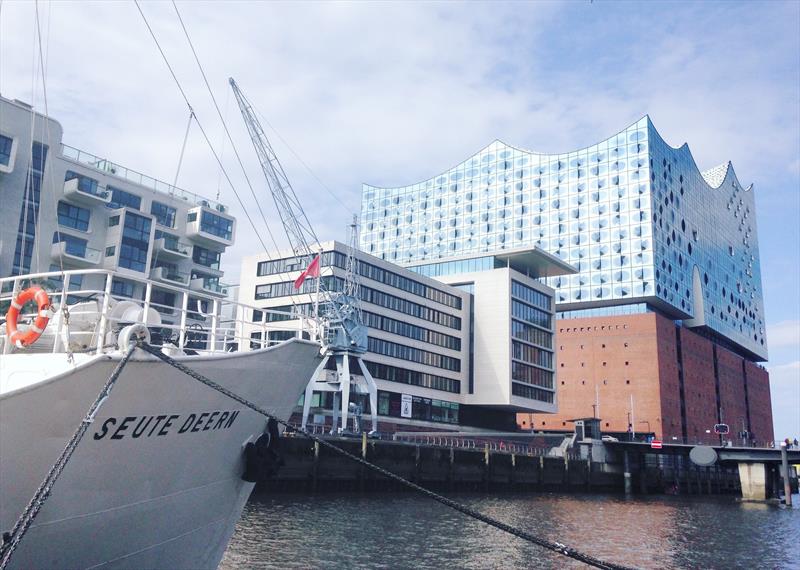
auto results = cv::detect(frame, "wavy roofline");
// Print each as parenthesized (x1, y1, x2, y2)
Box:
(645, 122, 752, 193)
(363, 115, 753, 194)
(363, 115, 649, 191)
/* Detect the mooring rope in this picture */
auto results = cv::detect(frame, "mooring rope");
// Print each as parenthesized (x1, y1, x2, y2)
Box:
(0, 343, 137, 570)
(137, 342, 636, 570)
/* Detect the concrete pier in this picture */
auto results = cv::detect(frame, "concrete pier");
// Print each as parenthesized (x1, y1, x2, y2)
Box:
(737, 463, 767, 500)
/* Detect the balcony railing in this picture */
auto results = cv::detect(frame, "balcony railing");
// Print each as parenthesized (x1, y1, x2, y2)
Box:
(51, 241, 102, 265)
(61, 144, 228, 212)
(150, 266, 189, 285)
(154, 236, 192, 258)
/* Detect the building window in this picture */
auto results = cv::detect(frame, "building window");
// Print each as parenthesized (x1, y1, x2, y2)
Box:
(12, 142, 47, 275)
(109, 215, 120, 227)
(105, 246, 116, 257)
(47, 264, 83, 291)
(151, 201, 176, 228)
(367, 337, 461, 372)
(52, 232, 88, 257)
(192, 245, 221, 269)
(65, 170, 103, 197)
(0, 134, 13, 166)
(119, 212, 152, 272)
(199, 210, 233, 240)
(107, 186, 142, 210)
(366, 362, 461, 394)
(57, 201, 90, 231)
(111, 278, 135, 298)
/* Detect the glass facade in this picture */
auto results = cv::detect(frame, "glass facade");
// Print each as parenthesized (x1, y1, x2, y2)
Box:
(192, 245, 221, 269)
(107, 186, 142, 210)
(119, 212, 152, 272)
(200, 210, 233, 240)
(57, 201, 90, 231)
(151, 201, 176, 228)
(52, 232, 88, 257)
(65, 170, 107, 198)
(12, 142, 47, 275)
(361, 117, 766, 359)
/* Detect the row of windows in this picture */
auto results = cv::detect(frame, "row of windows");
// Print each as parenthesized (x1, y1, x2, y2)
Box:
(254, 277, 463, 330)
(57, 201, 90, 231)
(407, 256, 496, 278)
(511, 280, 552, 311)
(255, 276, 340, 300)
(367, 337, 461, 372)
(512, 341, 553, 369)
(378, 391, 460, 423)
(511, 319, 553, 349)
(362, 286, 462, 330)
(511, 382, 554, 403)
(362, 311, 461, 351)
(365, 361, 461, 394)
(511, 299, 552, 329)
(255, 250, 462, 310)
(511, 361, 554, 390)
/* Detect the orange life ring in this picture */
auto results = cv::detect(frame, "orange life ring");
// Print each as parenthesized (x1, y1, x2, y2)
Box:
(5, 286, 51, 348)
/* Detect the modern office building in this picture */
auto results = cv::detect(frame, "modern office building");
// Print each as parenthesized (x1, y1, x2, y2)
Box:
(0, 95, 236, 314)
(239, 241, 573, 432)
(361, 116, 773, 444)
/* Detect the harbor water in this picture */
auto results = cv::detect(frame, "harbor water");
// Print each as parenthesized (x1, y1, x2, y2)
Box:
(221, 491, 800, 569)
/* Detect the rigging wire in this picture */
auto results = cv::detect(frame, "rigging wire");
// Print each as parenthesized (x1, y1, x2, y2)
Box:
(215, 87, 230, 201)
(34, 0, 66, 279)
(169, 0, 283, 257)
(132, 0, 274, 261)
(253, 105, 355, 216)
(21, 4, 40, 276)
(172, 108, 193, 189)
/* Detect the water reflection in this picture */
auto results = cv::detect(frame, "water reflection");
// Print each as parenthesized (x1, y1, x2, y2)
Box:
(221, 492, 800, 569)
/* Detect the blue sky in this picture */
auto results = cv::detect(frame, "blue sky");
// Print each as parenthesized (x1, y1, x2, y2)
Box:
(1, 0, 797, 437)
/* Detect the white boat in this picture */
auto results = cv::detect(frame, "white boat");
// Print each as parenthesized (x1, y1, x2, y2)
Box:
(0, 268, 323, 569)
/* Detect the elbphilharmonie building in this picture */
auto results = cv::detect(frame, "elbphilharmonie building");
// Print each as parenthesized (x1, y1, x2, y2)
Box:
(361, 117, 766, 362)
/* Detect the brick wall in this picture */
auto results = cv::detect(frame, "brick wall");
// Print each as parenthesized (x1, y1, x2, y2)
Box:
(678, 327, 720, 444)
(744, 360, 774, 444)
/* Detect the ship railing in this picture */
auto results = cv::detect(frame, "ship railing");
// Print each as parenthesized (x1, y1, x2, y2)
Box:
(0, 269, 317, 356)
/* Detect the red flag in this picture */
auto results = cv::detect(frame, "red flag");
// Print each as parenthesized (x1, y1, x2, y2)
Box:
(293, 255, 321, 290)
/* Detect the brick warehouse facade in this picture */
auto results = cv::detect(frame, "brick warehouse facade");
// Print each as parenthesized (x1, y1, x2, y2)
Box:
(519, 312, 773, 445)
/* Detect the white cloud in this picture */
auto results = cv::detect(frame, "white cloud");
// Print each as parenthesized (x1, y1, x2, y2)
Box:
(767, 320, 800, 350)
(767, 361, 800, 438)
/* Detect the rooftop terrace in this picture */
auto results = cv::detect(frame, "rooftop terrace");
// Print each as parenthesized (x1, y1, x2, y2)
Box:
(60, 143, 228, 212)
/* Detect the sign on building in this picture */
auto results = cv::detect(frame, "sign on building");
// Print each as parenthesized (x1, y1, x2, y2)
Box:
(401, 394, 413, 418)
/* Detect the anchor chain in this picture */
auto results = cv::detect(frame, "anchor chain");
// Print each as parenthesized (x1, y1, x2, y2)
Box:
(137, 342, 636, 570)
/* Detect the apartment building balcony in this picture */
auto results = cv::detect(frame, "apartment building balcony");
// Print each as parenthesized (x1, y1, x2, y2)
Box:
(51, 241, 102, 266)
(150, 266, 190, 286)
(63, 177, 111, 206)
(190, 277, 230, 297)
(153, 236, 192, 260)
(186, 206, 235, 248)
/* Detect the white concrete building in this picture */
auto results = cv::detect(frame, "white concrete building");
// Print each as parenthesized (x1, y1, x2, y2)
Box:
(240, 241, 574, 431)
(0, 95, 236, 316)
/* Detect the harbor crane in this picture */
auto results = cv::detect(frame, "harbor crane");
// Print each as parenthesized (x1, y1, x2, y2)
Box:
(229, 78, 377, 435)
